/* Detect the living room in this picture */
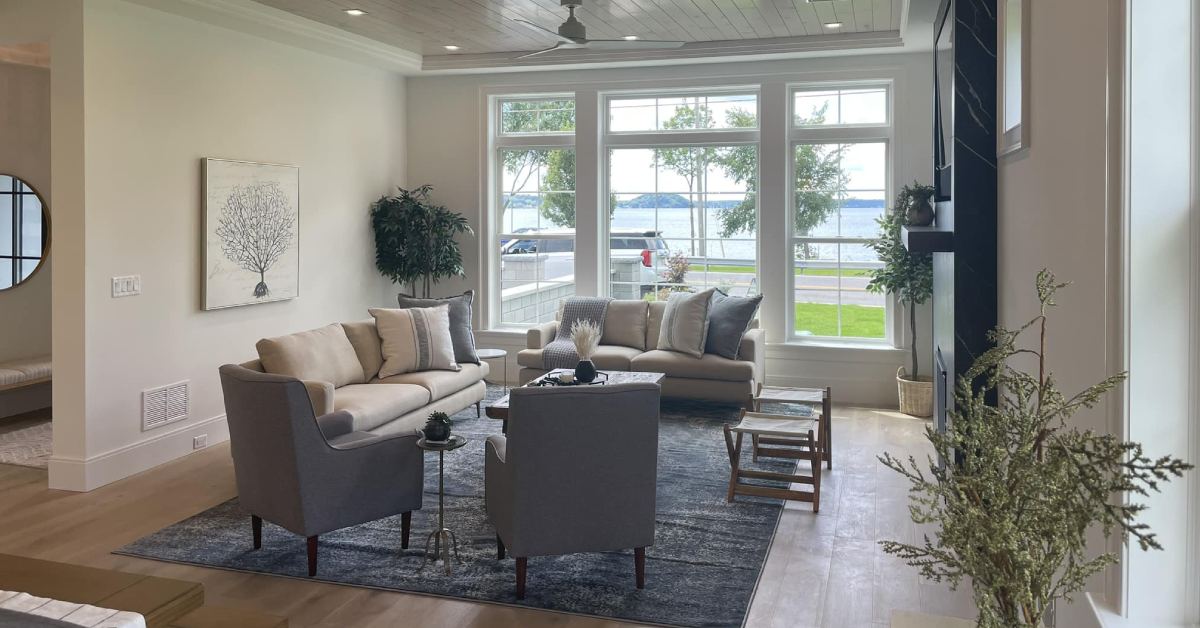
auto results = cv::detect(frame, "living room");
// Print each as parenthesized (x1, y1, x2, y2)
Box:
(0, 1, 1197, 627)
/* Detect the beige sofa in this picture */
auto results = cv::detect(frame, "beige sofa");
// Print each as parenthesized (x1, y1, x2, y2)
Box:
(517, 300, 764, 404)
(241, 320, 487, 437)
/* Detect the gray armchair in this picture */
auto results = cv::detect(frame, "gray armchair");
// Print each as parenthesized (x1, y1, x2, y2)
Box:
(218, 364, 424, 577)
(485, 383, 660, 598)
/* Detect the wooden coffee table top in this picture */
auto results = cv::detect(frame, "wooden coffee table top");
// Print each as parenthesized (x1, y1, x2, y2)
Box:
(485, 370, 665, 421)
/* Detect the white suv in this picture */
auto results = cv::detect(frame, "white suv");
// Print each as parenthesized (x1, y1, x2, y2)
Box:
(500, 230, 670, 293)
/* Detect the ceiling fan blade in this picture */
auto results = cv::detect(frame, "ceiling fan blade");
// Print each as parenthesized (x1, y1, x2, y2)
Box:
(514, 19, 577, 44)
(583, 39, 687, 50)
(515, 45, 564, 59)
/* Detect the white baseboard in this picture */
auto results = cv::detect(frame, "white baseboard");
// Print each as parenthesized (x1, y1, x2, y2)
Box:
(48, 414, 229, 492)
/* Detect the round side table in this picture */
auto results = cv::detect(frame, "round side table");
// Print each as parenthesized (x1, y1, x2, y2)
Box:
(417, 434, 468, 574)
(476, 348, 508, 392)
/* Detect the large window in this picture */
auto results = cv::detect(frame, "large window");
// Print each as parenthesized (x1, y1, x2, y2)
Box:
(606, 92, 758, 301)
(0, 175, 45, 290)
(494, 98, 576, 325)
(791, 86, 891, 340)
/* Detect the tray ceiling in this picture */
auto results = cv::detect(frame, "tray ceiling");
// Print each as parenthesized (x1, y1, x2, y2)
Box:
(250, 0, 904, 57)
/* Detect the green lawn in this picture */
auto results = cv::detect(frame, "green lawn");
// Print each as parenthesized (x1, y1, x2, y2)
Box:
(690, 264, 872, 277)
(794, 302, 885, 338)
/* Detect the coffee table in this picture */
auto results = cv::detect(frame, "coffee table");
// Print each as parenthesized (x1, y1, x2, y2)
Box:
(416, 434, 467, 574)
(749, 384, 832, 469)
(485, 369, 666, 432)
(724, 410, 823, 512)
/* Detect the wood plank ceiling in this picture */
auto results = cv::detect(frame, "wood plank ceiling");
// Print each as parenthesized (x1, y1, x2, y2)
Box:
(251, 0, 904, 56)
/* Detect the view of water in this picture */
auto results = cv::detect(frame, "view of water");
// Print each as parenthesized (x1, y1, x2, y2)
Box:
(503, 204, 885, 262)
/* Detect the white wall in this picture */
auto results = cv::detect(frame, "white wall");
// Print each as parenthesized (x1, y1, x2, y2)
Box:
(44, 0, 405, 490)
(0, 60, 51, 365)
(406, 53, 934, 407)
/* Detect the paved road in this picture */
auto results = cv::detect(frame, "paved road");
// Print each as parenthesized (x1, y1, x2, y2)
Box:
(683, 271, 885, 307)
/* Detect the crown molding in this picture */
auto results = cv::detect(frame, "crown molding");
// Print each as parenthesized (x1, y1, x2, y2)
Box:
(421, 31, 904, 73)
(121, 0, 422, 75)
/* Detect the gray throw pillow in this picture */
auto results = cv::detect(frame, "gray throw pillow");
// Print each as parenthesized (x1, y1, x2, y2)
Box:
(705, 291, 762, 360)
(397, 290, 479, 364)
(657, 288, 717, 358)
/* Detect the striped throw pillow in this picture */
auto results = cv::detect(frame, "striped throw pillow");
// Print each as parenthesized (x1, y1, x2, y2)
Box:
(657, 288, 717, 358)
(370, 305, 459, 378)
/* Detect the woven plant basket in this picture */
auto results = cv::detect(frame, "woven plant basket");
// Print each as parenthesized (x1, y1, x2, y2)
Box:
(897, 367, 934, 418)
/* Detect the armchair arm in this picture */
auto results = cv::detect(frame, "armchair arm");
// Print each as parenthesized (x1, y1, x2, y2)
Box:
(299, 432, 425, 535)
(315, 410, 354, 441)
(484, 435, 514, 540)
(737, 328, 766, 384)
(526, 321, 558, 350)
(302, 380, 335, 417)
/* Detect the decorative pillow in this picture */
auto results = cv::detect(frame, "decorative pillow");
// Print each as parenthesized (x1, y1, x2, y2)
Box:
(370, 305, 459, 378)
(705, 291, 763, 360)
(396, 290, 479, 365)
(257, 323, 365, 387)
(657, 288, 717, 358)
(601, 300, 649, 350)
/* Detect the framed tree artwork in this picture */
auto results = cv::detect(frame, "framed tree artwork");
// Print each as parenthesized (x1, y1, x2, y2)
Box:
(203, 158, 299, 310)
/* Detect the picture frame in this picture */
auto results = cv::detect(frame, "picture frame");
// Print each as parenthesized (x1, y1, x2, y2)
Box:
(202, 158, 300, 310)
(998, 0, 1030, 156)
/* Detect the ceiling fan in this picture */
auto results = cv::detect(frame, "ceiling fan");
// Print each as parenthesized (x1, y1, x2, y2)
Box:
(515, 0, 685, 59)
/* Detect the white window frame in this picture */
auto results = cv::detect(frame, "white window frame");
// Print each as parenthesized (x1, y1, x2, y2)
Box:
(787, 81, 896, 346)
(487, 93, 576, 330)
(600, 87, 761, 298)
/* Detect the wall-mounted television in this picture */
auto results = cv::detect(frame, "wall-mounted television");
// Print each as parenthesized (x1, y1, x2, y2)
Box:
(933, 0, 954, 202)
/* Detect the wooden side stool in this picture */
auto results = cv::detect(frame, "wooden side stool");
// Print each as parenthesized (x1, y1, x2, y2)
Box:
(723, 410, 823, 512)
(747, 384, 832, 470)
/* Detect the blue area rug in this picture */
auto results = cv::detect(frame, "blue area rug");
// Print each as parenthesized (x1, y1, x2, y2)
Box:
(116, 386, 797, 628)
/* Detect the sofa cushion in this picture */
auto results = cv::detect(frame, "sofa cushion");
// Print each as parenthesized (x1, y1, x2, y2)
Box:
(646, 301, 667, 350)
(396, 290, 480, 365)
(517, 345, 642, 371)
(257, 324, 365, 387)
(341, 320, 384, 381)
(601, 300, 648, 350)
(333, 383, 431, 432)
(631, 349, 754, 382)
(657, 288, 716, 358)
(370, 305, 459, 378)
(374, 362, 489, 400)
(705, 291, 763, 359)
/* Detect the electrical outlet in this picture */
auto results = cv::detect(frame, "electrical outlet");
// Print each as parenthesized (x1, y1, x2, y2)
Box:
(112, 275, 141, 298)
(193, 434, 208, 450)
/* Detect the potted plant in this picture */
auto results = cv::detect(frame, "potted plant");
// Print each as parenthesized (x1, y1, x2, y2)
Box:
(371, 185, 473, 298)
(422, 411, 452, 442)
(867, 182, 935, 416)
(570, 319, 601, 383)
(880, 271, 1192, 628)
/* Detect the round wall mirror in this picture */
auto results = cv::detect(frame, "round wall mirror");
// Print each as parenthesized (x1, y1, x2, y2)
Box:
(0, 174, 50, 291)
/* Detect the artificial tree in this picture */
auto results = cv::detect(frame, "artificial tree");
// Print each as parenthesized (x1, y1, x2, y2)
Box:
(866, 182, 935, 377)
(371, 185, 472, 298)
(879, 270, 1192, 628)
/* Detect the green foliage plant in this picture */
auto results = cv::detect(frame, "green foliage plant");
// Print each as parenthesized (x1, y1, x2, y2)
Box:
(370, 185, 472, 298)
(866, 182, 935, 377)
(879, 270, 1192, 628)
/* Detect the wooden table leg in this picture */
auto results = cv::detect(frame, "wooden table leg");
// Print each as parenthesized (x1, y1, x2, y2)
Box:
(823, 386, 833, 470)
(723, 424, 743, 503)
(808, 428, 821, 513)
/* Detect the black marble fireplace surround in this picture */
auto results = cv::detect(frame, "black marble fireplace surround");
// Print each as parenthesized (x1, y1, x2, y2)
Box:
(930, 0, 998, 434)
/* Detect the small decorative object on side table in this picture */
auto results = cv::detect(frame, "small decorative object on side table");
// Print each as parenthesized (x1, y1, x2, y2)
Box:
(417, 434, 468, 573)
(569, 319, 601, 383)
(476, 348, 508, 392)
(422, 411, 452, 442)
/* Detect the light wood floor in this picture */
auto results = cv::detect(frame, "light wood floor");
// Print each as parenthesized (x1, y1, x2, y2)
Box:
(0, 406, 974, 628)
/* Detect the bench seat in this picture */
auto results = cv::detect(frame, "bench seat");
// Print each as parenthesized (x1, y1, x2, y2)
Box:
(0, 356, 51, 392)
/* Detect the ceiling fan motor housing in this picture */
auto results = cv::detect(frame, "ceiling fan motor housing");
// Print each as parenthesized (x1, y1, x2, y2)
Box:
(557, 2, 587, 41)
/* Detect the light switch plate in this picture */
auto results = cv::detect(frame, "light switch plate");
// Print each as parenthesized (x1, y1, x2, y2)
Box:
(112, 275, 141, 298)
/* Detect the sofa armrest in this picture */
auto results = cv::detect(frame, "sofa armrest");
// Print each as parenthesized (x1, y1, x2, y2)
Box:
(315, 410, 355, 441)
(302, 380, 335, 417)
(737, 328, 766, 384)
(526, 321, 558, 350)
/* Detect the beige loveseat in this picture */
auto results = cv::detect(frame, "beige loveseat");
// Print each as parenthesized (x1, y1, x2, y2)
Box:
(517, 300, 764, 404)
(241, 321, 487, 437)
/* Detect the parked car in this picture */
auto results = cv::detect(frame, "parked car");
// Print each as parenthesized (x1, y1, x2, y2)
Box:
(500, 230, 669, 293)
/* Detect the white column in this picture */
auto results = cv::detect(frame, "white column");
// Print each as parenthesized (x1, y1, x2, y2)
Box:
(574, 89, 601, 297)
(758, 80, 789, 343)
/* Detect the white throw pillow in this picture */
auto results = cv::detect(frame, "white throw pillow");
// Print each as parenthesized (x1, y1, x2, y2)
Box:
(657, 288, 716, 358)
(369, 305, 459, 378)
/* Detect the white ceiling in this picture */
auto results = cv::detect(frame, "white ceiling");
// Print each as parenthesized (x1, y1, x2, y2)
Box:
(250, 0, 905, 57)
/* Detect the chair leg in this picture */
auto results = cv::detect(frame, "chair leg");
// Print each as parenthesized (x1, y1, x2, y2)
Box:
(476, 401, 481, 417)
(251, 515, 262, 550)
(497, 535, 506, 560)
(515, 556, 527, 599)
(401, 512, 412, 549)
(635, 547, 646, 589)
(307, 536, 318, 577)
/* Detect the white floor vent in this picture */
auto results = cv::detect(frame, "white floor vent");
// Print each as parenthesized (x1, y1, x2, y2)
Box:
(142, 381, 189, 431)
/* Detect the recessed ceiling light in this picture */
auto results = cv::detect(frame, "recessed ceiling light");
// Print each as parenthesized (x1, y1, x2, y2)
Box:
(344, 9, 366, 16)
(443, 45, 461, 51)
(622, 35, 639, 40)
(824, 21, 843, 29)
